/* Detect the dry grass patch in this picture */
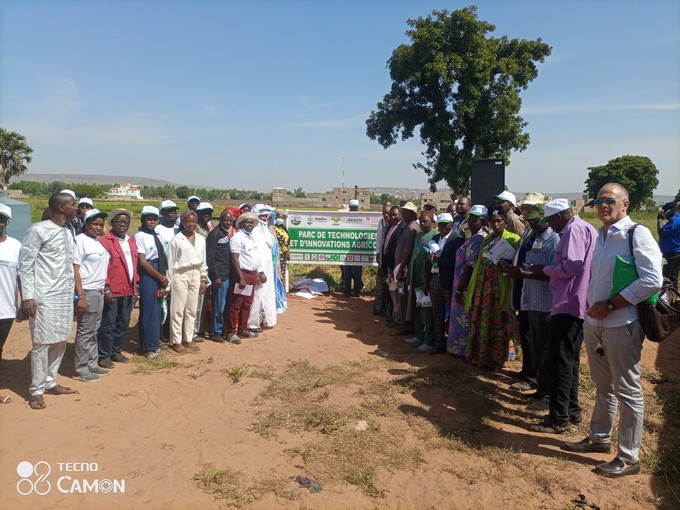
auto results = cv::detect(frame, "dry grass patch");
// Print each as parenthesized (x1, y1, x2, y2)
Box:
(300, 425, 424, 498)
(131, 355, 190, 374)
(193, 465, 297, 507)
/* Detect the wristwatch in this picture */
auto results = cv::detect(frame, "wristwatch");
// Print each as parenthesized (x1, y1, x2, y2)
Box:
(606, 298, 616, 311)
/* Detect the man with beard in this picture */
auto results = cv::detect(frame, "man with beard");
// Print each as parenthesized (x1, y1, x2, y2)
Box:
(21, 192, 79, 409)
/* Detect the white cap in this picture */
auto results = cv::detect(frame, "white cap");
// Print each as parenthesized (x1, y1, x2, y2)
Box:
(469, 205, 488, 217)
(159, 200, 178, 211)
(253, 204, 272, 216)
(349, 199, 360, 207)
(197, 202, 213, 211)
(187, 195, 200, 203)
(83, 208, 107, 223)
(141, 205, 160, 216)
(494, 191, 517, 206)
(0, 203, 12, 219)
(542, 198, 571, 219)
(78, 197, 94, 207)
(437, 212, 453, 223)
(60, 189, 76, 199)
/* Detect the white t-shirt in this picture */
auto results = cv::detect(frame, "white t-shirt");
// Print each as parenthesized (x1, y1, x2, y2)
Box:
(73, 233, 111, 290)
(155, 224, 179, 255)
(230, 230, 262, 272)
(0, 236, 21, 319)
(135, 231, 159, 260)
(117, 235, 134, 285)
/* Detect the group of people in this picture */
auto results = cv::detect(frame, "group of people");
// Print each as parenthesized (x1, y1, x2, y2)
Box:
(373, 183, 672, 478)
(0, 191, 290, 410)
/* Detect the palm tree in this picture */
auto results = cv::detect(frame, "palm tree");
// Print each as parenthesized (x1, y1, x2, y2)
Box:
(0, 128, 33, 189)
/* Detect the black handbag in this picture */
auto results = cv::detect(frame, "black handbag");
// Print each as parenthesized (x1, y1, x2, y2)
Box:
(627, 225, 680, 342)
(637, 280, 680, 342)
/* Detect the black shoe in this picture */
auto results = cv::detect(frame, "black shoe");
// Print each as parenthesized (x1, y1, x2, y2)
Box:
(98, 357, 114, 369)
(595, 457, 640, 477)
(570, 415, 583, 425)
(529, 419, 572, 434)
(562, 437, 611, 454)
(212, 334, 226, 343)
(110, 353, 130, 364)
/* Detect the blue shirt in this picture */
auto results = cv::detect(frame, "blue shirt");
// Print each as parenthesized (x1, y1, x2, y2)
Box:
(659, 213, 680, 255)
(521, 227, 559, 313)
(587, 216, 663, 328)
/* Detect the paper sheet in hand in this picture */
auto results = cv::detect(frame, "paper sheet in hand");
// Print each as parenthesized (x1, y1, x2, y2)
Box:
(234, 284, 253, 296)
(482, 238, 516, 264)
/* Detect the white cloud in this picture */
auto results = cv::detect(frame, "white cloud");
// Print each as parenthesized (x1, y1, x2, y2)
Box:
(523, 101, 680, 115)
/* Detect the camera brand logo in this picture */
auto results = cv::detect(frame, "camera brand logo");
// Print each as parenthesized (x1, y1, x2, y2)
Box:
(17, 461, 51, 496)
(16, 461, 125, 496)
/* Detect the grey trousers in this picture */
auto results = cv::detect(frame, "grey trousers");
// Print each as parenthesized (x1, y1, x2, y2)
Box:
(583, 320, 644, 463)
(75, 289, 105, 376)
(30, 342, 67, 396)
(389, 285, 403, 326)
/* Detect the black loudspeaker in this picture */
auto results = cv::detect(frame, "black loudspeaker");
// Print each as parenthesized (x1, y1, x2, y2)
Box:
(471, 159, 505, 210)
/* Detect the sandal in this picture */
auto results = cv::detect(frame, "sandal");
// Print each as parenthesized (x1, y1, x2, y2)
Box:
(170, 344, 185, 354)
(29, 395, 46, 410)
(44, 385, 79, 395)
(1, 395, 11, 404)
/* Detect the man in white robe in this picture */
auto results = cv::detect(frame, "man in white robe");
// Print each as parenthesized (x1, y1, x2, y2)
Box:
(20, 192, 79, 409)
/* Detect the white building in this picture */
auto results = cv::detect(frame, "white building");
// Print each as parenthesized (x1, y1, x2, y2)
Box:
(107, 183, 143, 200)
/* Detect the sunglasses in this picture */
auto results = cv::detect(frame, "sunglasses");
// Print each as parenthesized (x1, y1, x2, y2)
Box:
(593, 198, 617, 206)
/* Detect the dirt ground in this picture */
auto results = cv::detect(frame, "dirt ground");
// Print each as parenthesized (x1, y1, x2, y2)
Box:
(1, 293, 678, 510)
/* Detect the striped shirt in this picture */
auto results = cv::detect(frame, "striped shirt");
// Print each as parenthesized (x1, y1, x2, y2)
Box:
(521, 227, 559, 313)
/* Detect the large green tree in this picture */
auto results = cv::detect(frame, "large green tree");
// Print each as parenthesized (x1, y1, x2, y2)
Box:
(366, 6, 551, 193)
(584, 155, 659, 210)
(0, 128, 33, 189)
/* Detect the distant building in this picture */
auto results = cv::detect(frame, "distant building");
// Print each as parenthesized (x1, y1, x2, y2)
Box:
(107, 183, 143, 200)
(272, 186, 372, 209)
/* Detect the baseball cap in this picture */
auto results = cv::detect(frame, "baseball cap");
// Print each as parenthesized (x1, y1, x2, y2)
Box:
(494, 191, 517, 206)
(468, 205, 488, 217)
(0, 203, 12, 220)
(159, 200, 178, 211)
(141, 205, 160, 217)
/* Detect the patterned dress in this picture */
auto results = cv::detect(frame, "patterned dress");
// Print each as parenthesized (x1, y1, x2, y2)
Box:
(465, 233, 518, 367)
(447, 232, 484, 355)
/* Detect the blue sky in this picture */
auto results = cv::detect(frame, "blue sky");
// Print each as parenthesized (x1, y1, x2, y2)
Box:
(1, 0, 678, 195)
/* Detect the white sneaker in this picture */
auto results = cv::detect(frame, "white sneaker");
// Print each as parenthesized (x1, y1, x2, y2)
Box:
(417, 343, 433, 353)
(404, 336, 420, 344)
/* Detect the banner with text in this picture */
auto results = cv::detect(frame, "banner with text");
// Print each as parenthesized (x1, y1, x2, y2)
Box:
(287, 210, 381, 266)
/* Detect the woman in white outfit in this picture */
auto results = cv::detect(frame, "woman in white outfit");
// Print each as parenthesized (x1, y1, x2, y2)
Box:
(248, 205, 277, 331)
(73, 209, 111, 382)
(167, 211, 208, 353)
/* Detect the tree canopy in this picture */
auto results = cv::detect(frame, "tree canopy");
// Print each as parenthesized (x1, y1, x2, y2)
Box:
(366, 6, 551, 193)
(0, 128, 33, 189)
(584, 155, 659, 210)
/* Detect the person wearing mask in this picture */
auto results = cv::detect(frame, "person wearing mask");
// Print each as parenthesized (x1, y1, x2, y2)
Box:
(21, 192, 79, 409)
(0, 204, 21, 403)
(206, 209, 235, 342)
(98, 209, 139, 368)
(166, 211, 208, 353)
(227, 212, 263, 343)
(248, 205, 278, 331)
(72, 208, 111, 382)
(135, 206, 168, 359)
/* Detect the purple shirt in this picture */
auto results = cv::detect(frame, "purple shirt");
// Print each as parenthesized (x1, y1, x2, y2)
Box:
(542, 215, 598, 319)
